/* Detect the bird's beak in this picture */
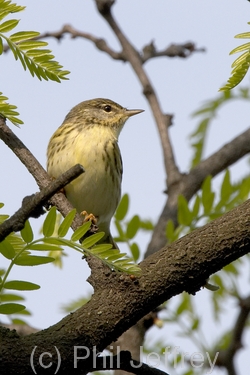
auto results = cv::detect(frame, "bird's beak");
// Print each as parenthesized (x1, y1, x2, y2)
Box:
(125, 108, 144, 117)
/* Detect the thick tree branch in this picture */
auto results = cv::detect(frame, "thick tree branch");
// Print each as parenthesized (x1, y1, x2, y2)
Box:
(0, 118, 83, 229)
(146, 127, 250, 256)
(0, 164, 84, 242)
(1, 196, 250, 374)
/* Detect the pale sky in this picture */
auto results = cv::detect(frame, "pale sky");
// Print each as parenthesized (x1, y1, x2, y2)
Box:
(1, 1, 250, 374)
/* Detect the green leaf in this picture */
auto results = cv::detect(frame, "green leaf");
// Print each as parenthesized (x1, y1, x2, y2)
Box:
(81, 232, 105, 248)
(235, 31, 250, 39)
(130, 242, 140, 262)
(224, 263, 239, 275)
(139, 219, 154, 231)
(90, 244, 113, 254)
(9, 31, 40, 43)
(189, 118, 210, 167)
(0, 293, 24, 302)
(230, 42, 250, 55)
(0, 92, 23, 126)
(126, 215, 140, 239)
(165, 219, 175, 242)
(2, 26, 70, 83)
(176, 293, 192, 315)
(220, 24, 250, 91)
(191, 317, 200, 331)
(177, 195, 193, 226)
(192, 195, 200, 217)
(71, 221, 91, 241)
(11, 318, 27, 325)
(18, 40, 48, 50)
(61, 296, 90, 313)
(0, 1, 25, 16)
(58, 209, 76, 237)
(82, 242, 141, 275)
(220, 170, 231, 202)
(27, 243, 62, 251)
(0, 303, 25, 315)
(0, 239, 15, 259)
(4, 280, 40, 291)
(201, 176, 215, 214)
(0, 19, 19, 32)
(114, 220, 125, 241)
(106, 252, 125, 261)
(20, 220, 33, 243)
(43, 206, 57, 237)
(115, 193, 129, 220)
(14, 308, 31, 316)
(14, 255, 54, 266)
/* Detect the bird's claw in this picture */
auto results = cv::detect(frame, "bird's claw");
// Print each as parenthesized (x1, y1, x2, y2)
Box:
(81, 210, 98, 225)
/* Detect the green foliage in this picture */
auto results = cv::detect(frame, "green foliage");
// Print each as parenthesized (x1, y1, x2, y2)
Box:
(0, 1, 69, 82)
(177, 195, 193, 226)
(4, 280, 40, 291)
(115, 193, 129, 221)
(0, 302, 25, 314)
(114, 193, 154, 262)
(220, 22, 250, 91)
(0, 0, 70, 126)
(0, 205, 141, 317)
(170, 171, 250, 242)
(0, 92, 23, 126)
(190, 88, 250, 168)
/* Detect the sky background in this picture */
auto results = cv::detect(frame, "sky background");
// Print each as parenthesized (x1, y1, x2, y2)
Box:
(1, 1, 250, 374)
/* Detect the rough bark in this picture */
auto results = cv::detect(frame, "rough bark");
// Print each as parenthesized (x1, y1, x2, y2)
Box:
(1, 197, 250, 374)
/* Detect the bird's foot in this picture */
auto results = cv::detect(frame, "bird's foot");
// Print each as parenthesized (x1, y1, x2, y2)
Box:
(79, 211, 99, 244)
(81, 210, 98, 225)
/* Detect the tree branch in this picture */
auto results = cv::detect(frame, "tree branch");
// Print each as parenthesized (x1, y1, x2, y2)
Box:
(142, 41, 205, 63)
(1, 196, 250, 374)
(0, 164, 84, 242)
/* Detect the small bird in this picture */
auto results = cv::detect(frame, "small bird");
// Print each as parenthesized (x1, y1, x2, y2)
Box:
(47, 98, 143, 247)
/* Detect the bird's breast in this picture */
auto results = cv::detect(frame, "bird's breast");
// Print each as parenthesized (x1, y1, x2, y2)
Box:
(50, 127, 123, 227)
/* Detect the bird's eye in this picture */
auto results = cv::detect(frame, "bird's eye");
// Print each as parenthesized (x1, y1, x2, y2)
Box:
(104, 105, 112, 112)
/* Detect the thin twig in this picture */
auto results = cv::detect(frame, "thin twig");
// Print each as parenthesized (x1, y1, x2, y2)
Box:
(3, 24, 203, 63)
(3, 24, 126, 61)
(142, 41, 205, 63)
